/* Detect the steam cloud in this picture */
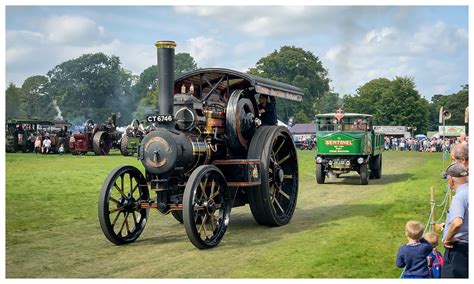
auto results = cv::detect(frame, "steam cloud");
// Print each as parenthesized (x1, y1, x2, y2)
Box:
(52, 99, 64, 121)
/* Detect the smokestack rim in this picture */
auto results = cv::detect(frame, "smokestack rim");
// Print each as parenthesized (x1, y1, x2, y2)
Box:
(155, 40, 177, 49)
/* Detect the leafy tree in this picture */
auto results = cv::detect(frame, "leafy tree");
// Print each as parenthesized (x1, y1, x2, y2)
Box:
(47, 53, 135, 124)
(313, 92, 343, 115)
(133, 88, 159, 121)
(248, 46, 330, 124)
(428, 85, 468, 130)
(344, 77, 429, 133)
(175, 53, 198, 76)
(21, 75, 56, 120)
(133, 53, 198, 119)
(133, 65, 158, 100)
(5, 83, 23, 119)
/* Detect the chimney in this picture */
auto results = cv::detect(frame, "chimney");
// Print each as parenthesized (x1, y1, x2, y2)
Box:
(155, 40, 176, 117)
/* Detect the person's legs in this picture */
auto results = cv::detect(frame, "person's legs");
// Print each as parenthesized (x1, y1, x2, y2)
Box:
(441, 243, 468, 278)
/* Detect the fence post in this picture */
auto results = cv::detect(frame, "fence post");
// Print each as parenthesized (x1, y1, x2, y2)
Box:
(430, 186, 436, 231)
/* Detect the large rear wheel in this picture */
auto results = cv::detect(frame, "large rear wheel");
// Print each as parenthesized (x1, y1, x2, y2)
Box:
(93, 131, 112, 155)
(120, 135, 130, 156)
(247, 126, 298, 226)
(98, 165, 150, 244)
(183, 165, 231, 249)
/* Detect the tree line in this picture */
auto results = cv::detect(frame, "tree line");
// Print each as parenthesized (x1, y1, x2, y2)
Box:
(5, 52, 197, 126)
(5, 46, 468, 133)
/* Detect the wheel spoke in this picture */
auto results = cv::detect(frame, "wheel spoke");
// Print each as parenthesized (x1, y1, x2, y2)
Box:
(121, 175, 124, 194)
(283, 174, 293, 179)
(274, 138, 285, 157)
(277, 188, 290, 200)
(210, 185, 220, 199)
(202, 216, 209, 238)
(194, 204, 205, 211)
(109, 196, 120, 204)
(131, 183, 139, 196)
(109, 206, 124, 213)
(273, 197, 284, 213)
(125, 213, 130, 233)
(111, 211, 121, 227)
(118, 212, 128, 236)
(199, 175, 209, 199)
(277, 154, 290, 165)
(132, 211, 138, 225)
(114, 183, 126, 198)
(210, 179, 216, 199)
(198, 214, 208, 234)
(209, 214, 216, 232)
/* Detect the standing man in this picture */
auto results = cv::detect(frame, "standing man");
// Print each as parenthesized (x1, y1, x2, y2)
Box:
(442, 163, 469, 278)
(450, 143, 469, 171)
(258, 94, 277, 126)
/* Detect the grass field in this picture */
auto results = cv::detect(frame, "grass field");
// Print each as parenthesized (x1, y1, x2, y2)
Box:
(5, 150, 448, 278)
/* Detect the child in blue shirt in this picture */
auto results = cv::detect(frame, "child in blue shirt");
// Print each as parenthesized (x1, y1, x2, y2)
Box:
(396, 220, 433, 278)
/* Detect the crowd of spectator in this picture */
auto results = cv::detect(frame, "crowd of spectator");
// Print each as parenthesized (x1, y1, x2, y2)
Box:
(384, 135, 468, 153)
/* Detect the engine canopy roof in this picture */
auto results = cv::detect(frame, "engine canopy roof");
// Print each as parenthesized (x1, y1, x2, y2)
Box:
(174, 68, 304, 102)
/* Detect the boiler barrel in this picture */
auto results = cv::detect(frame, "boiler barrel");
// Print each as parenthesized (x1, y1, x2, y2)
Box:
(155, 40, 176, 117)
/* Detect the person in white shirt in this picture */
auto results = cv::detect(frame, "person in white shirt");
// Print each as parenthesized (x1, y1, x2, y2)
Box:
(42, 137, 52, 154)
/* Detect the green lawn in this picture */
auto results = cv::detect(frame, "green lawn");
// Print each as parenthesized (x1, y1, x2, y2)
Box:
(5, 150, 448, 278)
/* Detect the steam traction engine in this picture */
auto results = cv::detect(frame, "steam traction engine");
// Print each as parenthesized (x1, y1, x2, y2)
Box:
(69, 113, 122, 155)
(120, 119, 155, 156)
(98, 41, 303, 249)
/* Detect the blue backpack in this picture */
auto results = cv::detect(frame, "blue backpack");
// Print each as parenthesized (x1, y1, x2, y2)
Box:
(427, 249, 444, 278)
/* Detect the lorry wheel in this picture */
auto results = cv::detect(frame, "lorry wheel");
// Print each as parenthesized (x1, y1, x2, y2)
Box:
(375, 155, 382, 179)
(183, 165, 230, 249)
(247, 126, 298, 227)
(98, 165, 150, 245)
(120, 136, 130, 156)
(360, 164, 369, 185)
(316, 164, 326, 184)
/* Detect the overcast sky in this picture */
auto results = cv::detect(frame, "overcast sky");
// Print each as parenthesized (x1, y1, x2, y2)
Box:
(5, 6, 468, 99)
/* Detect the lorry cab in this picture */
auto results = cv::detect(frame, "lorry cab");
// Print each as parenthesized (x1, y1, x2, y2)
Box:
(314, 111, 383, 185)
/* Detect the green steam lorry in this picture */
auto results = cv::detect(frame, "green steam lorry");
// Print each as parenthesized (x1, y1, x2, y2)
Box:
(314, 112, 384, 185)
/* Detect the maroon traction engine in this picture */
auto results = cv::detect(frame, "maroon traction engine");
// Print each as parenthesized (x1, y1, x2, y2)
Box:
(98, 40, 303, 249)
(69, 113, 121, 155)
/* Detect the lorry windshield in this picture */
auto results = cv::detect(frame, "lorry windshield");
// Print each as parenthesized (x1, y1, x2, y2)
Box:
(316, 117, 368, 132)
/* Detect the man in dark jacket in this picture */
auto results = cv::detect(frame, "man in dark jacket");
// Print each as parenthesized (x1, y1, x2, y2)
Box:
(258, 94, 277, 125)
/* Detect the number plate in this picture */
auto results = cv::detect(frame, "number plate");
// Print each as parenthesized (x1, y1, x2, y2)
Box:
(147, 115, 174, 123)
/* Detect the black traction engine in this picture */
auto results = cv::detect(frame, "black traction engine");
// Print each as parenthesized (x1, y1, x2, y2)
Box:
(98, 40, 304, 249)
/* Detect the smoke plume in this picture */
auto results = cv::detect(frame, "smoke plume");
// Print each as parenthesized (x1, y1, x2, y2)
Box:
(52, 99, 64, 120)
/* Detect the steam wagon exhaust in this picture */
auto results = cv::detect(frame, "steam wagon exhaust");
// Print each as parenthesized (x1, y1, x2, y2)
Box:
(98, 39, 303, 249)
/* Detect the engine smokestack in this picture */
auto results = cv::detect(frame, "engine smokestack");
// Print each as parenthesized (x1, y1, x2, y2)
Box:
(155, 40, 176, 117)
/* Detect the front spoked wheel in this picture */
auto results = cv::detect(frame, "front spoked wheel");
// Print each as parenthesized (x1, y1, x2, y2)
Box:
(98, 165, 150, 244)
(183, 165, 231, 249)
